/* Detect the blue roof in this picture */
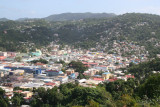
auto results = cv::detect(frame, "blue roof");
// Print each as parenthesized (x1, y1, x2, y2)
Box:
(70, 73, 75, 77)
(59, 71, 63, 74)
(102, 72, 111, 75)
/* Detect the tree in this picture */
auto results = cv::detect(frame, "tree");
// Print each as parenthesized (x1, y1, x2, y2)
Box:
(0, 88, 9, 107)
(138, 74, 160, 99)
(129, 62, 135, 67)
(0, 97, 8, 107)
(69, 86, 112, 106)
(15, 56, 22, 62)
(86, 100, 100, 107)
(104, 79, 137, 100)
(69, 61, 88, 73)
(36, 87, 48, 103)
(11, 93, 25, 106)
(69, 61, 88, 79)
(0, 88, 5, 96)
(31, 58, 48, 64)
(116, 94, 138, 107)
(12, 96, 22, 106)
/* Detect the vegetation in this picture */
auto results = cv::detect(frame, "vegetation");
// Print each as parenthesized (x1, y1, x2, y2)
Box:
(14, 56, 22, 62)
(1, 13, 160, 57)
(69, 61, 88, 79)
(0, 13, 160, 106)
(11, 93, 25, 106)
(11, 73, 160, 106)
(44, 12, 116, 21)
(128, 57, 160, 81)
(31, 58, 48, 64)
(0, 74, 160, 106)
(0, 88, 9, 107)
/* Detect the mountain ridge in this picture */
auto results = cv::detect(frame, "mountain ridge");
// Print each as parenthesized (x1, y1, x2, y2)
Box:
(0, 18, 10, 22)
(44, 12, 116, 21)
(1, 12, 116, 22)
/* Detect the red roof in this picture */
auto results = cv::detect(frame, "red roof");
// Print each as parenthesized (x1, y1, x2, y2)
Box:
(117, 58, 120, 60)
(0, 56, 6, 60)
(125, 75, 135, 78)
(36, 63, 45, 65)
(108, 78, 118, 82)
(82, 62, 98, 65)
(82, 62, 88, 64)
(93, 78, 104, 81)
(45, 82, 56, 86)
(135, 59, 140, 61)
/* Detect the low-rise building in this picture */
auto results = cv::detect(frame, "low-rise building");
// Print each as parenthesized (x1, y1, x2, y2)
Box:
(66, 69, 75, 75)
(102, 72, 112, 80)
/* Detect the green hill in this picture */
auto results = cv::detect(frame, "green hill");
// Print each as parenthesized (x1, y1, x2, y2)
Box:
(1, 13, 160, 57)
(44, 12, 116, 21)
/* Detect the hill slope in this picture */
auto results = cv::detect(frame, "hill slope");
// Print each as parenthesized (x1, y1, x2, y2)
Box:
(44, 12, 116, 21)
(0, 18, 10, 22)
(1, 13, 160, 57)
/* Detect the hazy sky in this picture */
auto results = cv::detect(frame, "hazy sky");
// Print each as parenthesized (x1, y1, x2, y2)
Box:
(0, 0, 160, 19)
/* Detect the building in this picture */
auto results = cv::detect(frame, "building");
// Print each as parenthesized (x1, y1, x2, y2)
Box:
(95, 65, 108, 71)
(58, 76, 68, 83)
(46, 70, 59, 76)
(0, 52, 7, 57)
(29, 49, 42, 57)
(65, 69, 75, 75)
(69, 73, 76, 79)
(102, 72, 112, 80)
(21, 91, 33, 98)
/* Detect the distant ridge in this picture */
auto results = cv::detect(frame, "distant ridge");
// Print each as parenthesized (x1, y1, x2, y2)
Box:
(16, 18, 40, 22)
(1, 13, 116, 22)
(0, 18, 10, 22)
(44, 12, 116, 21)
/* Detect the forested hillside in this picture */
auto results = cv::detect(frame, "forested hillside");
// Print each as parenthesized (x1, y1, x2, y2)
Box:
(44, 12, 116, 21)
(1, 13, 160, 57)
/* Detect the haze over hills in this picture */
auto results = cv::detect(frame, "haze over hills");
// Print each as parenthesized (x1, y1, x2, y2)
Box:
(0, 13, 160, 57)
(44, 12, 116, 21)
(0, 18, 10, 22)
(0, 12, 116, 22)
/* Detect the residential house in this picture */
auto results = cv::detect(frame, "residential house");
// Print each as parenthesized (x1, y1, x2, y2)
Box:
(102, 72, 112, 80)
(65, 69, 75, 75)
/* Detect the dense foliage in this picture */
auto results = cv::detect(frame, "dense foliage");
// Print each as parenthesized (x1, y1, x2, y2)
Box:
(31, 58, 48, 64)
(128, 58, 160, 81)
(44, 13, 116, 21)
(68, 61, 88, 79)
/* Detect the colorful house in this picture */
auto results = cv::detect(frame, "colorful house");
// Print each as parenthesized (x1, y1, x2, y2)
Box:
(66, 69, 75, 75)
(30, 49, 42, 57)
(102, 72, 112, 80)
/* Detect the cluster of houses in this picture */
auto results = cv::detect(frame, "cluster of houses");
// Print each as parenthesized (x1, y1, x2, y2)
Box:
(0, 44, 147, 100)
(111, 40, 148, 57)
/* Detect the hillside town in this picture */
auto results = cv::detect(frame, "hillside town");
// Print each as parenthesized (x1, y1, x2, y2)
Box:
(0, 43, 148, 102)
